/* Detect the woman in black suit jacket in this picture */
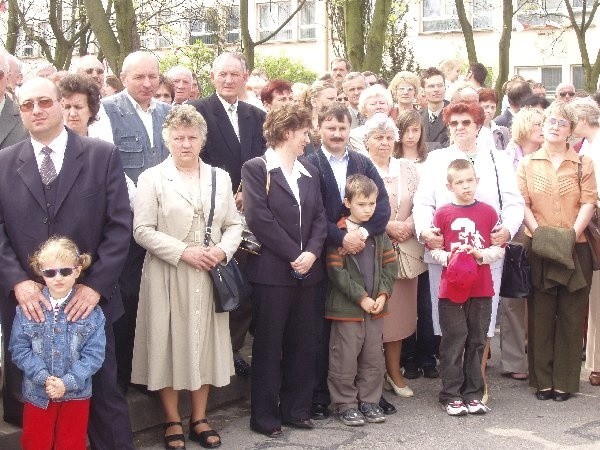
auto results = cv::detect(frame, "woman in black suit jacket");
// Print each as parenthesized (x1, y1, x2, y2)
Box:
(242, 105, 327, 437)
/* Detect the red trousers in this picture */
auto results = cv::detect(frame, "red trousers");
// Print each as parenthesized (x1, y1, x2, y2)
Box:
(22, 399, 90, 450)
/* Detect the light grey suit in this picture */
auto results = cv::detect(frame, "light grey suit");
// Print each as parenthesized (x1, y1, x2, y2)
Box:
(0, 96, 28, 150)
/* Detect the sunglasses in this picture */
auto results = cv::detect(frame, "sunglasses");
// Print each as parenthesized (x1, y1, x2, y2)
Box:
(545, 117, 570, 128)
(85, 68, 104, 75)
(41, 267, 76, 278)
(558, 91, 575, 98)
(19, 98, 54, 112)
(448, 119, 473, 128)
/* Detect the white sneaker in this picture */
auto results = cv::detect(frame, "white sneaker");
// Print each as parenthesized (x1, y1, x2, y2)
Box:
(466, 400, 490, 414)
(445, 400, 468, 416)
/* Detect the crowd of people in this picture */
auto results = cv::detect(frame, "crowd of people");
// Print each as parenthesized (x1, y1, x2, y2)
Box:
(0, 47, 600, 450)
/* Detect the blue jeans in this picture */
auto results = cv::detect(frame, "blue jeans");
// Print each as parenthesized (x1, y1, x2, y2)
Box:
(438, 297, 491, 404)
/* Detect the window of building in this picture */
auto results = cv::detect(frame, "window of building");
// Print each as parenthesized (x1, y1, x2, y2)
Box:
(258, 1, 293, 41)
(226, 5, 241, 43)
(472, 0, 492, 29)
(572, 65, 584, 90)
(299, 1, 316, 40)
(422, 0, 460, 32)
(516, 65, 562, 93)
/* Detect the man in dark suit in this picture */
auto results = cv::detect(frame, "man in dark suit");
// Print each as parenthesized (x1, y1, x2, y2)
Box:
(0, 51, 27, 149)
(0, 77, 134, 448)
(190, 52, 267, 376)
(494, 79, 532, 129)
(420, 67, 450, 150)
(103, 51, 170, 391)
(303, 103, 392, 420)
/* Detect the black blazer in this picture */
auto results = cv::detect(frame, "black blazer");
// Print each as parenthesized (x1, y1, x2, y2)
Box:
(0, 130, 132, 323)
(241, 157, 327, 287)
(303, 149, 390, 248)
(190, 93, 267, 191)
(494, 108, 514, 129)
(0, 96, 28, 150)
(420, 104, 450, 151)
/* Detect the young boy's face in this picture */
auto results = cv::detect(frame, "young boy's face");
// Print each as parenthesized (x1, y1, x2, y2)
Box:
(344, 192, 377, 223)
(447, 167, 478, 205)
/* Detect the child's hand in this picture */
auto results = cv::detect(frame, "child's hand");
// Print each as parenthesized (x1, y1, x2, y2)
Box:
(360, 297, 376, 313)
(371, 295, 386, 315)
(45, 376, 66, 399)
(468, 246, 483, 261)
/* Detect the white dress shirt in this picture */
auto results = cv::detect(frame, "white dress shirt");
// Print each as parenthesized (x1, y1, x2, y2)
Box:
(217, 94, 240, 140)
(321, 146, 349, 200)
(125, 92, 157, 146)
(32, 128, 69, 175)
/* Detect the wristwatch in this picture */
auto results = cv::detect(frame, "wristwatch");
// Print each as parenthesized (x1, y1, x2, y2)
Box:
(358, 226, 369, 240)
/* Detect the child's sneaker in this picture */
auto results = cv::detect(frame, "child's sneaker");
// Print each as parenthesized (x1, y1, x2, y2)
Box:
(466, 400, 489, 414)
(445, 400, 468, 416)
(358, 402, 386, 423)
(338, 408, 366, 426)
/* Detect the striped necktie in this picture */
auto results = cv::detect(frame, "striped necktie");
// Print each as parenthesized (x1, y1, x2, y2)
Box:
(40, 146, 57, 185)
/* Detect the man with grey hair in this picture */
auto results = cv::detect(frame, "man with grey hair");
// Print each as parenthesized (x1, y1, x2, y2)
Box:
(342, 72, 367, 129)
(166, 65, 193, 105)
(103, 51, 171, 393)
(555, 82, 576, 102)
(0, 51, 27, 150)
(5, 53, 22, 98)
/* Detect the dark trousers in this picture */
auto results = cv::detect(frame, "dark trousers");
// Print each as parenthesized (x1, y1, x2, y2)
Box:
(88, 322, 134, 450)
(528, 243, 592, 393)
(114, 238, 145, 388)
(438, 297, 491, 404)
(0, 293, 23, 426)
(402, 271, 437, 368)
(230, 250, 253, 354)
(312, 279, 331, 405)
(250, 283, 316, 432)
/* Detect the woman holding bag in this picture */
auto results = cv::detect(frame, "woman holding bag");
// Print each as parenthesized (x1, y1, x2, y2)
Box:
(365, 113, 420, 398)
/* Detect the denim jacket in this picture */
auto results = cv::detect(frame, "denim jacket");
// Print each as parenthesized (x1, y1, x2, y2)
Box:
(8, 288, 106, 409)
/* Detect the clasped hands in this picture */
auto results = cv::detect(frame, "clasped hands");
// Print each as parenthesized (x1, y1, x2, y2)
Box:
(45, 376, 66, 400)
(360, 294, 386, 315)
(290, 252, 317, 275)
(181, 245, 226, 271)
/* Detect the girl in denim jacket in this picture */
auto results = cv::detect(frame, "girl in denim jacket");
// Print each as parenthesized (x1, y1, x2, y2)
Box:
(9, 236, 106, 450)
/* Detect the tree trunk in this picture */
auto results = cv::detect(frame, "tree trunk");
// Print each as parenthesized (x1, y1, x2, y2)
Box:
(455, 0, 477, 63)
(494, 0, 513, 110)
(344, 0, 365, 70)
(5, 0, 19, 53)
(239, 0, 255, 71)
(114, 0, 140, 56)
(363, 0, 391, 72)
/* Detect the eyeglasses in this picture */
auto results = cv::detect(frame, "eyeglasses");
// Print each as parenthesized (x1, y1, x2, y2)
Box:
(545, 117, 570, 128)
(448, 119, 473, 128)
(425, 83, 444, 89)
(19, 98, 54, 112)
(558, 91, 575, 98)
(41, 267, 76, 278)
(397, 86, 415, 92)
(84, 68, 104, 75)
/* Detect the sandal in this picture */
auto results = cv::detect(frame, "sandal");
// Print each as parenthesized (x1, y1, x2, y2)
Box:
(164, 421, 186, 450)
(189, 418, 222, 448)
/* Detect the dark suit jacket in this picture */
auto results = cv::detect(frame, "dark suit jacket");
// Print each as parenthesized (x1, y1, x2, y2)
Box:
(303, 148, 390, 248)
(190, 93, 266, 191)
(241, 157, 327, 286)
(0, 96, 28, 150)
(420, 105, 449, 151)
(0, 130, 132, 324)
(494, 108, 514, 129)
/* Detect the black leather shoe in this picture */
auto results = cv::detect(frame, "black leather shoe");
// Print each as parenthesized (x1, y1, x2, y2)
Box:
(403, 361, 422, 379)
(234, 356, 251, 377)
(283, 418, 315, 429)
(310, 403, 329, 420)
(250, 425, 283, 438)
(422, 366, 440, 379)
(378, 396, 397, 415)
(553, 392, 571, 402)
(535, 389, 554, 400)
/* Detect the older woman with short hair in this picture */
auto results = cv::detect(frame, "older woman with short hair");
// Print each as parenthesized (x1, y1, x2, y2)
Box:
(571, 98, 600, 386)
(58, 74, 101, 137)
(517, 101, 597, 401)
(132, 105, 243, 449)
(154, 74, 175, 104)
(389, 71, 420, 120)
(349, 84, 393, 154)
(242, 105, 327, 437)
(260, 79, 293, 111)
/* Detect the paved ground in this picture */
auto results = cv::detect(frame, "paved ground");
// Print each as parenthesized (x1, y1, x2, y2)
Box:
(134, 339, 600, 450)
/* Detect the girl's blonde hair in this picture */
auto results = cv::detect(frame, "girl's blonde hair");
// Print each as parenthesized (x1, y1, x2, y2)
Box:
(30, 236, 92, 277)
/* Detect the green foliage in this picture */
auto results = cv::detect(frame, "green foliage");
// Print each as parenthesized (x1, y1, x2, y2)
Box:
(254, 56, 317, 84)
(380, 0, 419, 81)
(159, 41, 216, 96)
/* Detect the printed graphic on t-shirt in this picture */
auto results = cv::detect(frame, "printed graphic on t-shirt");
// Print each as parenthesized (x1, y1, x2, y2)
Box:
(450, 217, 485, 251)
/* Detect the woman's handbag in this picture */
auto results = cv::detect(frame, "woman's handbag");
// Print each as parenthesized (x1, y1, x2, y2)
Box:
(499, 243, 532, 298)
(394, 237, 427, 279)
(205, 167, 252, 312)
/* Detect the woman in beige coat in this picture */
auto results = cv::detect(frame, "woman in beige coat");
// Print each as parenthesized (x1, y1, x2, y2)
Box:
(131, 105, 243, 449)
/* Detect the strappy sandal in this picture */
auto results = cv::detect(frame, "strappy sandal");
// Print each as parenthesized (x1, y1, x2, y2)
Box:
(164, 421, 186, 450)
(189, 418, 222, 448)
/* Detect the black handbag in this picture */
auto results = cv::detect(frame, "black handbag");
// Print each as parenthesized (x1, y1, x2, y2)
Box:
(499, 243, 532, 298)
(490, 150, 532, 298)
(205, 167, 252, 313)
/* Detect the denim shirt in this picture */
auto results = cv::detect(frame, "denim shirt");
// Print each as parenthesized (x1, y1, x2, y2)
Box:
(8, 288, 106, 409)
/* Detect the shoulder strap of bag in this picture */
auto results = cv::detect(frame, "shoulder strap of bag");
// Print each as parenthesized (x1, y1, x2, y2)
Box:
(204, 167, 217, 247)
(237, 156, 271, 195)
(489, 149, 503, 214)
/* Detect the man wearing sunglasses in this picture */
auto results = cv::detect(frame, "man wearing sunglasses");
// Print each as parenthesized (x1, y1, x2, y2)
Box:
(0, 51, 27, 150)
(555, 82, 576, 102)
(0, 76, 135, 449)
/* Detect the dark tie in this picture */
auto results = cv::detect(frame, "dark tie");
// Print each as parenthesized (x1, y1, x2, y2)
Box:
(429, 113, 436, 124)
(40, 146, 57, 185)
(357, 112, 365, 126)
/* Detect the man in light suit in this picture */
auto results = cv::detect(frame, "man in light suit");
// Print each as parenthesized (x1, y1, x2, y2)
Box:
(419, 67, 450, 151)
(0, 51, 27, 150)
(0, 77, 134, 448)
(190, 52, 267, 377)
(103, 51, 171, 391)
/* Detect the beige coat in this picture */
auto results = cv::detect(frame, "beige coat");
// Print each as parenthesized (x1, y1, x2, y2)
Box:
(131, 156, 243, 391)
